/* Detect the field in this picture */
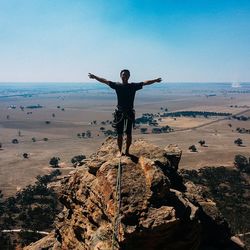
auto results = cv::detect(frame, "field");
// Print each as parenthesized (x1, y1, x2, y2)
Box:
(1, 83, 250, 197)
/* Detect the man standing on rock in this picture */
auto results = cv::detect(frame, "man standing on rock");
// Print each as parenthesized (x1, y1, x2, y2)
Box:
(88, 70, 162, 156)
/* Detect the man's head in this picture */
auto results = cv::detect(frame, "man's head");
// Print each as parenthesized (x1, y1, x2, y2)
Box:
(120, 69, 130, 83)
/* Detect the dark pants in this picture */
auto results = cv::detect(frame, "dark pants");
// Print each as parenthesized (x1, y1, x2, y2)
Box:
(113, 109, 135, 135)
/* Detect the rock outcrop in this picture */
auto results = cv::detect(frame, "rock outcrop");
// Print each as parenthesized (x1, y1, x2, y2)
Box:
(24, 138, 245, 250)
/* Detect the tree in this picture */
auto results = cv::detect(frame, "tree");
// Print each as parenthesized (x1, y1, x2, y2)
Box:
(100, 127, 105, 131)
(23, 153, 29, 159)
(189, 145, 197, 152)
(49, 157, 60, 168)
(0, 171, 62, 248)
(198, 140, 206, 146)
(86, 130, 91, 138)
(104, 130, 117, 137)
(234, 155, 250, 173)
(0, 190, 4, 216)
(12, 139, 19, 144)
(36, 170, 61, 185)
(234, 138, 243, 146)
(149, 120, 158, 126)
(0, 143, 2, 150)
(152, 128, 161, 134)
(71, 155, 86, 167)
(140, 128, 148, 134)
(234, 155, 248, 171)
(32, 137, 36, 142)
(161, 125, 171, 133)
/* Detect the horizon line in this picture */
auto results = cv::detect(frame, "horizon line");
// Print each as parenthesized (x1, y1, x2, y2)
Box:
(0, 81, 249, 84)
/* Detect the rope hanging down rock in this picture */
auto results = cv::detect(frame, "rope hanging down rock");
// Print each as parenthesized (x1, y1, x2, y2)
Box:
(111, 118, 128, 250)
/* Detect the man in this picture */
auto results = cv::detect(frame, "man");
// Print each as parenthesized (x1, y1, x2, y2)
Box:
(88, 70, 162, 156)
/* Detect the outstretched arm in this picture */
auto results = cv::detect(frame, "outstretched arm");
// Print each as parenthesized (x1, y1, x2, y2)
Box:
(143, 78, 162, 86)
(88, 73, 111, 85)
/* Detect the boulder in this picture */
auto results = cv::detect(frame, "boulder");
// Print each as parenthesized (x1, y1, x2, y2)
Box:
(24, 138, 245, 250)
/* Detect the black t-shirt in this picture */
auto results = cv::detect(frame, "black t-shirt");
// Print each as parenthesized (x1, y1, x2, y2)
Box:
(108, 82, 143, 110)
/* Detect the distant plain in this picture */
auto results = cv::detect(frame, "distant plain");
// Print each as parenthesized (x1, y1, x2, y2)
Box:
(1, 82, 250, 196)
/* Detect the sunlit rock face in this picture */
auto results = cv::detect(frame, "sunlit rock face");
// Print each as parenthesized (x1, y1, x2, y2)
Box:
(24, 138, 245, 250)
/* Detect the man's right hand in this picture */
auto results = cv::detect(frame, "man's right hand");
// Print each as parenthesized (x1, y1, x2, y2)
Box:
(88, 73, 96, 79)
(88, 73, 110, 85)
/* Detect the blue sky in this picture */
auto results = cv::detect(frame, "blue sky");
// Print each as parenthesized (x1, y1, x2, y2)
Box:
(0, 0, 249, 82)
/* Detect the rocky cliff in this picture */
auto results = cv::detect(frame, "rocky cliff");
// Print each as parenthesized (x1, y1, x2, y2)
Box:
(24, 138, 245, 250)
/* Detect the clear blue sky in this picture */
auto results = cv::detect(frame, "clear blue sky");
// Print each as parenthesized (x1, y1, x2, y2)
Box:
(0, 0, 249, 82)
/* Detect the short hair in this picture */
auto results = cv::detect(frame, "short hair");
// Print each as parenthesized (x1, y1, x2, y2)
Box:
(120, 69, 130, 77)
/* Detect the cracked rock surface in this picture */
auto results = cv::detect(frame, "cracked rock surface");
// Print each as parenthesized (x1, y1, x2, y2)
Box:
(24, 138, 245, 250)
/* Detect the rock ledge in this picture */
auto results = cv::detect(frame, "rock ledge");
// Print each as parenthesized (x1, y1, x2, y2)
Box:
(24, 138, 245, 250)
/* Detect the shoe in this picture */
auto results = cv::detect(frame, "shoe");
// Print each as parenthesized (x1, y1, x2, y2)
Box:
(125, 150, 130, 156)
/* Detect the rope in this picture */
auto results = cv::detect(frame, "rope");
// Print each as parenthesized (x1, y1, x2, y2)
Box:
(112, 109, 134, 128)
(112, 112, 124, 127)
(111, 117, 128, 250)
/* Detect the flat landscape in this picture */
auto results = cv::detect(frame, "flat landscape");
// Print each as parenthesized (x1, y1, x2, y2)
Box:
(1, 82, 250, 197)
